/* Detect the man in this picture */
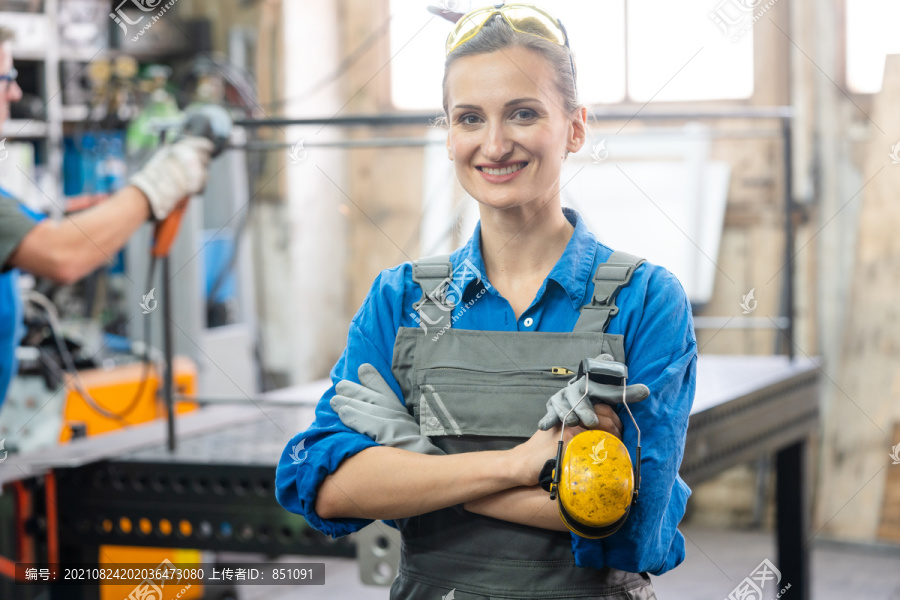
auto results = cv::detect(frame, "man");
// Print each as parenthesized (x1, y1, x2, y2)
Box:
(0, 25, 215, 405)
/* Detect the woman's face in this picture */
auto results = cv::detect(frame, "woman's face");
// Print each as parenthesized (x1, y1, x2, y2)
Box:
(445, 46, 586, 214)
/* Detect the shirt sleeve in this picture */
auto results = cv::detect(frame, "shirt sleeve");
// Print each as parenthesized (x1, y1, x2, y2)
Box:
(571, 263, 697, 575)
(274, 266, 409, 538)
(0, 194, 38, 271)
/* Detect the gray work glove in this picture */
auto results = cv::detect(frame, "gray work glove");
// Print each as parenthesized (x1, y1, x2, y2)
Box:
(129, 136, 216, 220)
(537, 355, 650, 430)
(330, 363, 445, 456)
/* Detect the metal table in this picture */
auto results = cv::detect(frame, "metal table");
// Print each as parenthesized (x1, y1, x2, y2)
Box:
(682, 355, 819, 600)
(0, 355, 819, 599)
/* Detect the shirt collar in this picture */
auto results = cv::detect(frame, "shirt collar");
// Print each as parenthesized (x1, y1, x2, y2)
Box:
(548, 207, 599, 309)
(453, 207, 599, 309)
(452, 221, 490, 298)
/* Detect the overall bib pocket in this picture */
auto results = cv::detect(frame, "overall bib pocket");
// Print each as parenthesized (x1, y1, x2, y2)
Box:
(416, 365, 576, 439)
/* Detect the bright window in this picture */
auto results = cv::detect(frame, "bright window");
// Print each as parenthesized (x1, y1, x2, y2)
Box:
(845, 0, 900, 94)
(390, 0, 754, 110)
(627, 0, 753, 102)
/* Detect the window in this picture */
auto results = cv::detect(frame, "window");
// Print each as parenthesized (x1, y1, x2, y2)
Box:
(845, 0, 900, 94)
(390, 0, 754, 110)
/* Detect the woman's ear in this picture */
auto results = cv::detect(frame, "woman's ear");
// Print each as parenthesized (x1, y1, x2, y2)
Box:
(446, 134, 453, 161)
(567, 106, 588, 154)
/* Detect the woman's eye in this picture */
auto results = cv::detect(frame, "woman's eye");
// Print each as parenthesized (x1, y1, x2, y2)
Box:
(513, 109, 536, 120)
(459, 114, 481, 125)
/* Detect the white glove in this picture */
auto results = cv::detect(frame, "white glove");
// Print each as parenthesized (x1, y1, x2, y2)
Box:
(129, 136, 216, 220)
(537, 355, 650, 430)
(331, 364, 445, 456)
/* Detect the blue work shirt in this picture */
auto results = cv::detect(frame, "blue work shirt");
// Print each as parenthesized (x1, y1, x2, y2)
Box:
(275, 207, 697, 576)
(0, 187, 41, 407)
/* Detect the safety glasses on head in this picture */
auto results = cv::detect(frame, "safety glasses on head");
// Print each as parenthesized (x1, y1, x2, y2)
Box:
(445, 3, 576, 85)
(446, 3, 569, 55)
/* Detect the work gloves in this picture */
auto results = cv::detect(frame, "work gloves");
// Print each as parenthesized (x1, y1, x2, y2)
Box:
(537, 355, 650, 430)
(330, 363, 445, 456)
(129, 136, 216, 220)
(333, 359, 647, 448)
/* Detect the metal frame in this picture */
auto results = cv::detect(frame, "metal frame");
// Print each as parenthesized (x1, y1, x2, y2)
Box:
(683, 355, 818, 600)
(681, 361, 818, 485)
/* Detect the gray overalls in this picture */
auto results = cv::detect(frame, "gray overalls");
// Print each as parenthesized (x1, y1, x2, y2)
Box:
(389, 250, 658, 599)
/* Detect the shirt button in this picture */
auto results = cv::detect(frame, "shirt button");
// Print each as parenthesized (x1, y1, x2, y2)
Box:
(523, 317, 534, 328)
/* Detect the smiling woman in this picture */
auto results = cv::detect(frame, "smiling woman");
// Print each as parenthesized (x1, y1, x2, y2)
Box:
(276, 5, 697, 600)
(443, 31, 585, 251)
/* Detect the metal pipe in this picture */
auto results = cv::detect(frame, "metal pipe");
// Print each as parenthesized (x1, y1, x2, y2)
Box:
(176, 394, 318, 406)
(232, 106, 793, 129)
(241, 138, 442, 151)
(781, 116, 796, 359)
(238, 128, 786, 153)
(693, 316, 791, 330)
(163, 257, 176, 452)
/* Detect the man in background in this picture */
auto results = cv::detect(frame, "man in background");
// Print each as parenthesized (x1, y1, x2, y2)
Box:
(0, 25, 215, 405)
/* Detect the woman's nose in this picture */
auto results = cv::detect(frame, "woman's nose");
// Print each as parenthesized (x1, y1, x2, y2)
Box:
(482, 122, 513, 161)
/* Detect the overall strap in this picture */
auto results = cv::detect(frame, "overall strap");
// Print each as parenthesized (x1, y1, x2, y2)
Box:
(411, 254, 455, 332)
(573, 250, 646, 334)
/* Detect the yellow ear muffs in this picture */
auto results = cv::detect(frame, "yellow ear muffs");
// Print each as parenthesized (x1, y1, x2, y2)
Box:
(556, 430, 634, 538)
(537, 357, 643, 538)
(540, 429, 638, 539)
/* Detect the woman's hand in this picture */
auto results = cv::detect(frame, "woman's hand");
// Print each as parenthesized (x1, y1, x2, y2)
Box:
(508, 405, 624, 487)
(507, 421, 584, 487)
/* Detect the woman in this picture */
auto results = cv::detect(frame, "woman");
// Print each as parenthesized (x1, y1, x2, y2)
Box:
(276, 4, 696, 598)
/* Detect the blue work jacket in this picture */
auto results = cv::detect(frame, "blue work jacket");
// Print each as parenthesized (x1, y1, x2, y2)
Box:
(0, 187, 40, 407)
(275, 207, 697, 575)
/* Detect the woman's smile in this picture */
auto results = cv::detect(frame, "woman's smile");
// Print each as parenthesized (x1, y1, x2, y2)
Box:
(477, 160, 529, 182)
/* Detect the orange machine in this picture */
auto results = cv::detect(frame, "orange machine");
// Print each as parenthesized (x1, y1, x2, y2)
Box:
(59, 356, 198, 441)
(99, 546, 204, 600)
(58, 357, 203, 600)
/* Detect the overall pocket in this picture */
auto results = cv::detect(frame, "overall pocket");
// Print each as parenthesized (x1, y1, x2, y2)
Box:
(417, 365, 576, 439)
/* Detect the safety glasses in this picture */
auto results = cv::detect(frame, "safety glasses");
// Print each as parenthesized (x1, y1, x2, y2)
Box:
(0, 67, 17, 88)
(446, 3, 570, 55)
(445, 3, 576, 90)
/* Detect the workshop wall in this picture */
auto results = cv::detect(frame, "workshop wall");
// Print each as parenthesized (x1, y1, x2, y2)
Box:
(337, 0, 423, 308)
(681, 0, 808, 530)
(270, 0, 350, 387)
(818, 53, 900, 542)
(691, 0, 900, 544)
(177, 0, 354, 388)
